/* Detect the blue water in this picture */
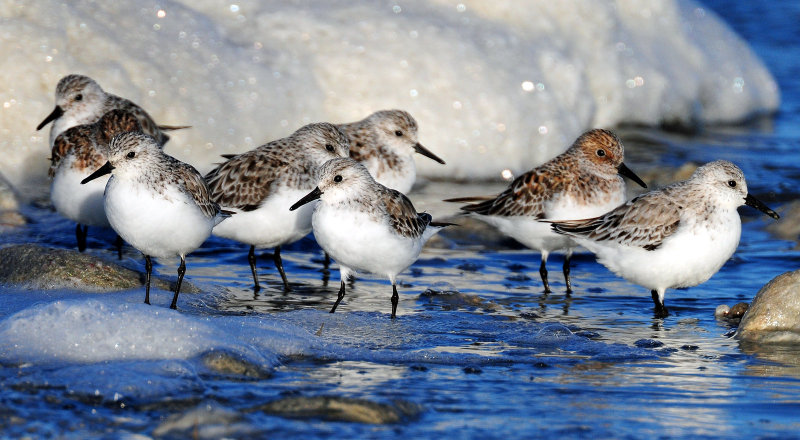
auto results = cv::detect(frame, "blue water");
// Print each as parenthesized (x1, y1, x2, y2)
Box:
(3, 2, 800, 438)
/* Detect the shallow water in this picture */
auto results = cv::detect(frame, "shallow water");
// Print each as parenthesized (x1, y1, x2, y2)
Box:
(3, 2, 800, 439)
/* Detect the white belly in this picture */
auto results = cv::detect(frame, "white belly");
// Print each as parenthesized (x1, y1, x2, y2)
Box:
(51, 158, 111, 228)
(313, 206, 422, 279)
(581, 213, 742, 291)
(104, 177, 214, 258)
(212, 187, 314, 248)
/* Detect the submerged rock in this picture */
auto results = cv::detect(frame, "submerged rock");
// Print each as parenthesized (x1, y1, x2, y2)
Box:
(767, 200, 800, 244)
(736, 270, 800, 343)
(200, 350, 272, 379)
(255, 396, 421, 424)
(0, 244, 195, 293)
(152, 402, 251, 438)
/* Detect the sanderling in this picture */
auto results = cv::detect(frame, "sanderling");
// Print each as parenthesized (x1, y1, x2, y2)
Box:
(50, 109, 142, 254)
(290, 157, 453, 318)
(204, 122, 350, 291)
(81, 131, 230, 309)
(338, 109, 445, 193)
(551, 160, 779, 317)
(37, 74, 188, 147)
(447, 129, 646, 293)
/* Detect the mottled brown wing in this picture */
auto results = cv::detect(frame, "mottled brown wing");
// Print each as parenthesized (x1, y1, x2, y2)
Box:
(338, 122, 372, 162)
(552, 192, 681, 250)
(173, 160, 219, 219)
(106, 95, 168, 146)
(49, 125, 105, 178)
(382, 188, 429, 238)
(459, 169, 554, 218)
(204, 149, 288, 211)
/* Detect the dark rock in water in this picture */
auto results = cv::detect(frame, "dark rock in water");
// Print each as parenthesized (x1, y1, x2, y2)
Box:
(0, 243, 196, 293)
(715, 302, 749, 324)
(254, 395, 421, 424)
(419, 285, 500, 312)
(200, 350, 272, 379)
(737, 269, 800, 343)
(153, 402, 249, 438)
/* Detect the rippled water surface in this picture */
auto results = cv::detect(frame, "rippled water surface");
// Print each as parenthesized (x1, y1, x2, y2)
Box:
(2, 2, 800, 439)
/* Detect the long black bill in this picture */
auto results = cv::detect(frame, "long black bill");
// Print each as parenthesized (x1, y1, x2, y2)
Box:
(289, 187, 322, 211)
(745, 194, 780, 219)
(81, 161, 115, 184)
(617, 162, 647, 188)
(414, 143, 446, 165)
(37, 106, 64, 130)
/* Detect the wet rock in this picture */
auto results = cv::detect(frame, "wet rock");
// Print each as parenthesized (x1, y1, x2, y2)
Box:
(0, 244, 196, 293)
(715, 302, 749, 324)
(255, 395, 420, 424)
(419, 284, 500, 312)
(201, 350, 271, 379)
(737, 269, 800, 343)
(152, 402, 251, 438)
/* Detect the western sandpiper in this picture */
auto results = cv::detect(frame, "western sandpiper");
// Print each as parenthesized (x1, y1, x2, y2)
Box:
(290, 157, 453, 318)
(82, 132, 230, 309)
(551, 160, 779, 317)
(37, 74, 187, 146)
(50, 109, 141, 254)
(447, 129, 646, 293)
(339, 109, 444, 194)
(204, 123, 350, 291)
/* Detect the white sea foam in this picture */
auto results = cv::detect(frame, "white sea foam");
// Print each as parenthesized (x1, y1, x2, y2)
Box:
(0, 0, 779, 190)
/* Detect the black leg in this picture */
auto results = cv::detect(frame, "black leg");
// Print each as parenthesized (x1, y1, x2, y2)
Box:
(390, 284, 399, 319)
(144, 255, 152, 305)
(76, 224, 88, 252)
(171, 256, 186, 310)
(651, 290, 669, 318)
(273, 246, 291, 291)
(248, 245, 261, 292)
(115, 235, 124, 260)
(330, 281, 346, 313)
(539, 259, 551, 293)
(563, 254, 572, 294)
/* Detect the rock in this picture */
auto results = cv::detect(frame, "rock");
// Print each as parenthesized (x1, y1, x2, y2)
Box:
(152, 402, 251, 438)
(0, 244, 197, 293)
(201, 350, 271, 379)
(255, 396, 421, 424)
(419, 285, 500, 312)
(736, 269, 800, 343)
(715, 302, 749, 324)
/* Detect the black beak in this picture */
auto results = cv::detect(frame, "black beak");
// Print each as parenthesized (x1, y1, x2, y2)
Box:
(745, 194, 780, 219)
(290, 187, 322, 211)
(618, 162, 647, 188)
(414, 143, 446, 165)
(81, 161, 115, 184)
(37, 106, 64, 130)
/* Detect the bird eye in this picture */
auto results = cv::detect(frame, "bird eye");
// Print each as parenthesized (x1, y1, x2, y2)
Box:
(334, 175, 342, 183)
(127, 151, 135, 159)
(325, 144, 334, 152)
(395, 130, 403, 137)
(596, 149, 606, 157)
(75, 94, 83, 102)
(728, 180, 736, 188)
